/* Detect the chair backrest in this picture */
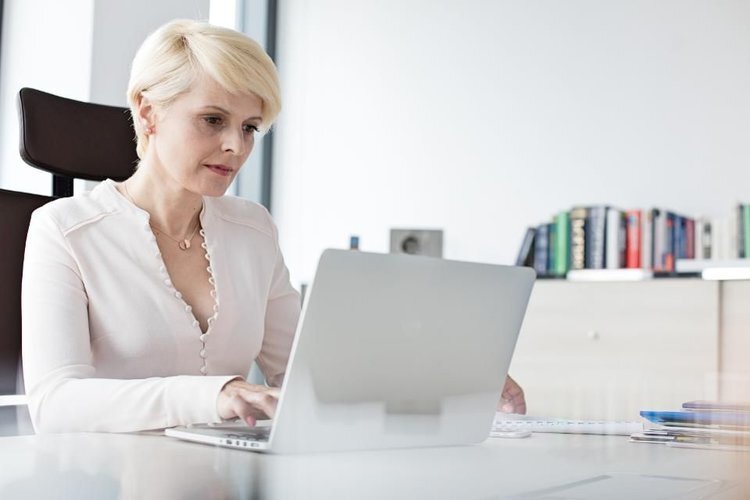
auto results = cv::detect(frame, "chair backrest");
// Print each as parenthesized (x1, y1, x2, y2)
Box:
(0, 189, 53, 435)
(0, 189, 54, 395)
(0, 89, 137, 433)
(17, 87, 138, 196)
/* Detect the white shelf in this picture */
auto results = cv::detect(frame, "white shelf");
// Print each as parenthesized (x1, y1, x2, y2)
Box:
(566, 269, 654, 282)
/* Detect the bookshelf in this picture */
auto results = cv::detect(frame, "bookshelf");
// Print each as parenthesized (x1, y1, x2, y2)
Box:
(520, 204, 750, 280)
(508, 278, 750, 421)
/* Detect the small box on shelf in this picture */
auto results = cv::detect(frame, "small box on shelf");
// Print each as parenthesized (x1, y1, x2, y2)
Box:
(676, 259, 750, 280)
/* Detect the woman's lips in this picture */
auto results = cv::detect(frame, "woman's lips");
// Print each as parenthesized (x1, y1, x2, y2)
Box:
(205, 164, 233, 177)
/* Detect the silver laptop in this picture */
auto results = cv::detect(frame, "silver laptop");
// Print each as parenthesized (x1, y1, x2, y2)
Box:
(165, 249, 535, 453)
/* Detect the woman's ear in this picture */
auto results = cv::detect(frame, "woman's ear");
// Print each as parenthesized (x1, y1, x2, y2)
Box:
(136, 94, 156, 133)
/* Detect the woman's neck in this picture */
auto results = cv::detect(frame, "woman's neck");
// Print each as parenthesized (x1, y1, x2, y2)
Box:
(120, 164, 203, 237)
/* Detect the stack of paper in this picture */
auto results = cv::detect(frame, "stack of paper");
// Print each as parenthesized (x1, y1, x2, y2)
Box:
(632, 401, 750, 451)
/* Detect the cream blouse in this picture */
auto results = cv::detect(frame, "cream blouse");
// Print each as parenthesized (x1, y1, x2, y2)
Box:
(21, 180, 300, 433)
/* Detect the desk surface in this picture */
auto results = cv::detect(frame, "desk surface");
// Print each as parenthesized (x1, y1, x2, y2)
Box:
(0, 431, 747, 499)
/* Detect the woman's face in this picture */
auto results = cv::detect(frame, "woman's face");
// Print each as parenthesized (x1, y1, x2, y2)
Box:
(143, 77, 263, 197)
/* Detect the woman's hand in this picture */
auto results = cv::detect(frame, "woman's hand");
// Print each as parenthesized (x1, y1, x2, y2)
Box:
(497, 374, 526, 415)
(216, 378, 280, 427)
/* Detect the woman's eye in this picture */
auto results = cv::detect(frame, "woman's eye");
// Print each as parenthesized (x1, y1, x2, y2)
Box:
(204, 116, 223, 126)
(243, 124, 259, 135)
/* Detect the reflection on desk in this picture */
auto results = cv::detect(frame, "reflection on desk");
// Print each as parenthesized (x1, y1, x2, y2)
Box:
(0, 432, 747, 499)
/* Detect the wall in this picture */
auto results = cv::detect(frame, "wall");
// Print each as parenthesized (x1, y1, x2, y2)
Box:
(0, 0, 95, 195)
(89, 0, 210, 107)
(272, 0, 750, 286)
(0, 0, 210, 196)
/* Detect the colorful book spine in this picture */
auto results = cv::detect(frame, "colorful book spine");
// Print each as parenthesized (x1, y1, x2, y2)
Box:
(625, 210, 641, 268)
(606, 208, 625, 269)
(521, 204, 710, 275)
(664, 212, 675, 272)
(586, 206, 607, 269)
(701, 219, 712, 259)
(554, 211, 570, 275)
(534, 223, 550, 276)
(738, 204, 745, 259)
(618, 215, 627, 267)
(673, 215, 686, 260)
(641, 209, 653, 270)
(686, 218, 695, 260)
(516, 227, 536, 267)
(652, 209, 665, 271)
(548, 223, 558, 273)
(569, 207, 587, 271)
(679, 216, 691, 259)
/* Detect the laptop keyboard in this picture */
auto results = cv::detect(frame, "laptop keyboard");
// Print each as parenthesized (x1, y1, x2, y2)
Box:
(223, 425, 271, 442)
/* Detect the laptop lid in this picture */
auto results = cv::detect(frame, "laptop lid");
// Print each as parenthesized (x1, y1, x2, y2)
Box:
(267, 249, 535, 453)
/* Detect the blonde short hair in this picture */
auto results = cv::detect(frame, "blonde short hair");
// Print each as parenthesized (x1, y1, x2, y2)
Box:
(127, 19, 281, 159)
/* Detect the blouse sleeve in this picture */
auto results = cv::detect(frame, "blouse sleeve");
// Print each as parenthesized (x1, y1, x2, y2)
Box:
(21, 210, 237, 433)
(254, 215, 301, 388)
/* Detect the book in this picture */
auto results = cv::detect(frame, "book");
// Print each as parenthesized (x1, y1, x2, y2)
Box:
(625, 210, 641, 268)
(553, 211, 569, 276)
(533, 223, 550, 275)
(548, 222, 558, 275)
(694, 219, 704, 260)
(585, 205, 607, 269)
(652, 209, 666, 271)
(739, 204, 745, 259)
(523, 204, 704, 277)
(682, 400, 750, 413)
(664, 212, 675, 272)
(637, 401, 750, 452)
(744, 204, 750, 259)
(674, 215, 686, 261)
(569, 207, 587, 271)
(606, 208, 626, 269)
(685, 218, 695, 259)
(515, 227, 536, 267)
(700, 219, 712, 259)
(640, 409, 750, 427)
(641, 209, 653, 270)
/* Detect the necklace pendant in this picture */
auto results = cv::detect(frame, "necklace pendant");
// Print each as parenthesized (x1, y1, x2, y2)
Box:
(179, 240, 191, 251)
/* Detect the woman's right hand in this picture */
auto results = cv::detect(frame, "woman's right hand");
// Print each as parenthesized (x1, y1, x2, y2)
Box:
(216, 378, 280, 427)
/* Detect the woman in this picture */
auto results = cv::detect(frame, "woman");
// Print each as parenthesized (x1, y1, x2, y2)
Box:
(22, 19, 525, 434)
(22, 19, 298, 433)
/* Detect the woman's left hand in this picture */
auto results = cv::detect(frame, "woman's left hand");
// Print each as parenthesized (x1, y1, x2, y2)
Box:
(497, 374, 526, 414)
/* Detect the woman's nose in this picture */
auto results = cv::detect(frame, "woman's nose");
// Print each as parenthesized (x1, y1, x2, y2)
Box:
(222, 128, 247, 156)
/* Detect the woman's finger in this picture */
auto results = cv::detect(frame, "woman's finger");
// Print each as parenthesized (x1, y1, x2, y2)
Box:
(229, 396, 259, 426)
(498, 375, 527, 414)
(236, 389, 278, 421)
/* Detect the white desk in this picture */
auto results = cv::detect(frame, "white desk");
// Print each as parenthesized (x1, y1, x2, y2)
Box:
(0, 432, 747, 499)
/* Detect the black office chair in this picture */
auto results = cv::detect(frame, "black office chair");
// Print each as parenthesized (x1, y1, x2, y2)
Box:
(0, 88, 137, 435)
